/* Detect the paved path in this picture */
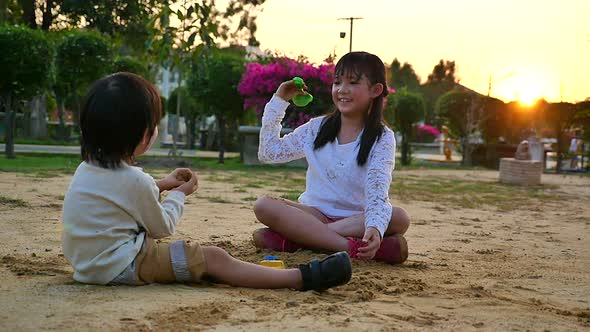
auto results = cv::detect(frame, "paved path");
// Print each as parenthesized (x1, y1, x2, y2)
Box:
(1, 144, 464, 164)
(0, 144, 239, 159)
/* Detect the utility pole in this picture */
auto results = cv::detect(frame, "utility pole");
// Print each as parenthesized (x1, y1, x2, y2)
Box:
(338, 17, 363, 52)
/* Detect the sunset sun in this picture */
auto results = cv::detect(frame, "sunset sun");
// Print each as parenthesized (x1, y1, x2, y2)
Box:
(516, 80, 542, 105)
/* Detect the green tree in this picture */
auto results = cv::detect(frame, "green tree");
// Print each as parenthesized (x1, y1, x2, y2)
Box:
(167, 86, 201, 150)
(55, 30, 112, 133)
(3, 1, 160, 57)
(148, 0, 265, 157)
(0, 25, 52, 158)
(148, 0, 215, 157)
(60, 0, 157, 36)
(479, 97, 506, 143)
(2, 1, 62, 30)
(188, 50, 246, 164)
(384, 88, 425, 166)
(436, 90, 488, 166)
(574, 100, 590, 170)
(60, 0, 158, 55)
(574, 100, 590, 142)
(427, 59, 457, 83)
(112, 56, 149, 79)
(421, 59, 459, 125)
(389, 58, 421, 92)
(542, 102, 581, 173)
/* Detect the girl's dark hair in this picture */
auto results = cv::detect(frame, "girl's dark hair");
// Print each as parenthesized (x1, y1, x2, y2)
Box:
(80, 72, 162, 169)
(313, 51, 390, 166)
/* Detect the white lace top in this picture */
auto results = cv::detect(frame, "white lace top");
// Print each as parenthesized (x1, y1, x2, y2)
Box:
(258, 95, 396, 237)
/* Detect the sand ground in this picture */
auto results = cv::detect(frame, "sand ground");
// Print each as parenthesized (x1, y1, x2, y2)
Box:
(0, 167, 589, 331)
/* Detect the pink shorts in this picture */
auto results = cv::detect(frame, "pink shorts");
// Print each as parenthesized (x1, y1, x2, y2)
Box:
(318, 211, 345, 224)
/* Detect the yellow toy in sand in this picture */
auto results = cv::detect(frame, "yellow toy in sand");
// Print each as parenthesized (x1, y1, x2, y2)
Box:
(259, 255, 285, 269)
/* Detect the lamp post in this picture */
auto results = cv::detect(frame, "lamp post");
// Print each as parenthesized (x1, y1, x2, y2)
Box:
(338, 17, 363, 52)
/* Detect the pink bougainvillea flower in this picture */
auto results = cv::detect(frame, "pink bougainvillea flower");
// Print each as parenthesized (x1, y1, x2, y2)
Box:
(238, 57, 334, 128)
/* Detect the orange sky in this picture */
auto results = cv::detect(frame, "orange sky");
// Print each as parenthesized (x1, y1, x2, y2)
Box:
(251, 0, 590, 103)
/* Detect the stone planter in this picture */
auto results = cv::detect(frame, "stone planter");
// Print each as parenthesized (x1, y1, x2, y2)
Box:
(499, 158, 543, 186)
(238, 125, 307, 168)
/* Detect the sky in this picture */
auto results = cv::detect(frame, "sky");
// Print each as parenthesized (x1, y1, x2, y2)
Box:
(250, 0, 590, 103)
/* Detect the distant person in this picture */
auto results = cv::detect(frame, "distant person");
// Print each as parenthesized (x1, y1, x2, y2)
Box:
(61, 72, 352, 291)
(515, 140, 531, 160)
(252, 52, 409, 265)
(436, 125, 457, 161)
(569, 129, 583, 170)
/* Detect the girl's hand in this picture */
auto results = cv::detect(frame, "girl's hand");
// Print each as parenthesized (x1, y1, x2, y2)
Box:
(157, 168, 193, 192)
(275, 79, 307, 102)
(357, 227, 382, 260)
(171, 171, 199, 196)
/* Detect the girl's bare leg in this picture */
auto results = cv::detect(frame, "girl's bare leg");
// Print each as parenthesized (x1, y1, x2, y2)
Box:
(327, 207, 411, 238)
(253, 196, 349, 252)
(202, 246, 303, 289)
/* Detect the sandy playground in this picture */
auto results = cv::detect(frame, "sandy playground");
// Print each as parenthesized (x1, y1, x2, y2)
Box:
(0, 166, 589, 331)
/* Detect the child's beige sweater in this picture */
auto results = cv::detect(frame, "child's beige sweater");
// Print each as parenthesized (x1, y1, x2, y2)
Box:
(62, 162, 185, 284)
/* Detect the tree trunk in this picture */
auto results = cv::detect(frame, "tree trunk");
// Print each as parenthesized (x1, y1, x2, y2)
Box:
(171, 76, 182, 158)
(0, 1, 6, 22)
(217, 115, 225, 164)
(18, 0, 37, 29)
(460, 139, 467, 166)
(41, 0, 54, 31)
(56, 95, 67, 141)
(4, 94, 16, 159)
(183, 115, 191, 150)
(185, 115, 196, 150)
(29, 94, 48, 139)
(23, 111, 31, 138)
(73, 90, 82, 137)
(464, 142, 473, 166)
(401, 131, 410, 166)
(555, 131, 564, 173)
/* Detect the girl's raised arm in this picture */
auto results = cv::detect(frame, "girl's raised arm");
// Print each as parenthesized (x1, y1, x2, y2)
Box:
(258, 95, 318, 164)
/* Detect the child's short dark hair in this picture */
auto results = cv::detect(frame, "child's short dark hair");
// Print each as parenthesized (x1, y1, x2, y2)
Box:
(80, 72, 162, 169)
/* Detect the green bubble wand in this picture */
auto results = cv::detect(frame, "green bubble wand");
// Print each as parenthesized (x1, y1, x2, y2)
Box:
(292, 76, 314, 107)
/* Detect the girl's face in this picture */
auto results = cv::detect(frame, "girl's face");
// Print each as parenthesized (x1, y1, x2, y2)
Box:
(332, 73, 383, 116)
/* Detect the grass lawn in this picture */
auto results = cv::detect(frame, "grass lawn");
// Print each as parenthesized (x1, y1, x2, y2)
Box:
(0, 153, 571, 211)
(0, 138, 78, 146)
(0, 153, 81, 175)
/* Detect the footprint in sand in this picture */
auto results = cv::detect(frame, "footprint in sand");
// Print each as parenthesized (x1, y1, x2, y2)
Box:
(1, 254, 71, 276)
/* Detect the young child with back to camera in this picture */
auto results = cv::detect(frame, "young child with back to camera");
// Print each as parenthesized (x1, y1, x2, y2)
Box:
(253, 51, 410, 264)
(61, 72, 352, 291)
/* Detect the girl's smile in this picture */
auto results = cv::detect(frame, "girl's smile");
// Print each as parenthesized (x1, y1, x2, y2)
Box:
(332, 74, 382, 116)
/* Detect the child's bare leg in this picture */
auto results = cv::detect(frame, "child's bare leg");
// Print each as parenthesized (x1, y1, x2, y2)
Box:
(202, 246, 303, 289)
(253, 196, 349, 252)
(327, 207, 411, 237)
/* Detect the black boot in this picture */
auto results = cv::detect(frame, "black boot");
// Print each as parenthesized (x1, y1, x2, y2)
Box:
(298, 251, 352, 292)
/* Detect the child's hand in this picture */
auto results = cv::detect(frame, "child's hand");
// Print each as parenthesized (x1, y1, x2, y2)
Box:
(357, 227, 381, 260)
(275, 79, 307, 102)
(174, 168, 193, 182)
(157, 168, 192, 192)
(171, 170, 198, 196)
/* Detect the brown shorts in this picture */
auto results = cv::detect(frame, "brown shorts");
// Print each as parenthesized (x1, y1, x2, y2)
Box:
(110, 237, 207, 285)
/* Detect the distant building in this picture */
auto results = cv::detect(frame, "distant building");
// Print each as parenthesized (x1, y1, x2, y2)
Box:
(155, 67, 181, 99)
